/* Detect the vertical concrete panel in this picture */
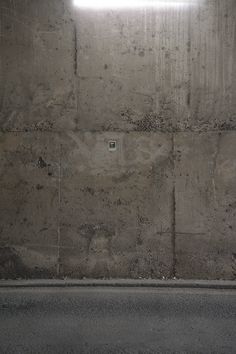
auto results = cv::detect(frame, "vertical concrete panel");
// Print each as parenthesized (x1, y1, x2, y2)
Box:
(175, 132, 236, 279)
(75, 9, 157, 131)
(0, 0, 77, 131)
(75, 0, 236, 132)
(59, 132, 173, 278)
(0, 133, 60, 278)
(188, 0, 236, 130)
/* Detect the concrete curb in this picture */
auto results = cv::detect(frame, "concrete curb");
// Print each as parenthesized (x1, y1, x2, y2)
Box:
(0, 279, 236, 289)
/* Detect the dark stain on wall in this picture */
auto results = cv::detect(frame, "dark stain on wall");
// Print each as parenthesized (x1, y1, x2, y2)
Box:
(0, 247, 56, 279)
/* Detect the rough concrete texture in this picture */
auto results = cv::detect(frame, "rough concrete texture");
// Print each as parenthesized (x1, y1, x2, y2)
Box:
(76, 0, 236, 132)
(0, 0, 236, 279)
(0, 0, 77, 132)
(175, 132, 236, 279)
(0, 132, 60, 278)
(59, 132, 173, 278)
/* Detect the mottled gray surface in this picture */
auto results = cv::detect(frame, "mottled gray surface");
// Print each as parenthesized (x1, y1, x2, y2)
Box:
(75, 1, 236, 133)
(0, 0, 77, 132)
(59, 131, 173, 278)
(0, 132, 60, 278)
(175, 132, 236, 279)
(0, 0, 236, 279)
(0, 287, 236, 353)
(1, 0, 235, 132)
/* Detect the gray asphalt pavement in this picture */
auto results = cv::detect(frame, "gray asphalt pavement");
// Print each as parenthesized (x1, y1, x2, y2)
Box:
(0, 287, 236, 354)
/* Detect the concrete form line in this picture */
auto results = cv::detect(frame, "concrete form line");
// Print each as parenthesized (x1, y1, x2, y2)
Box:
(0, 280, 236, 290)
(171, 133, 177, 278)
(57, 144, 62, 277)
(74, 24, 78, 76)
(1, 129, 236, 134)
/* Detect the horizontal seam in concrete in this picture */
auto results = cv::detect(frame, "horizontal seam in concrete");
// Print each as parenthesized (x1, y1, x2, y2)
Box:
(0, 280, 236, 290)
(1, 129, 236, 134)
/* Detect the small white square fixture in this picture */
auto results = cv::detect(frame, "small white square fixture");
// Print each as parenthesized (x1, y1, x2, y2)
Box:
(108, 140, 117, 152)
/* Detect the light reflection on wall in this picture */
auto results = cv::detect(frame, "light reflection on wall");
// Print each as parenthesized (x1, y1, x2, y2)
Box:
(73, 0, 201, 10)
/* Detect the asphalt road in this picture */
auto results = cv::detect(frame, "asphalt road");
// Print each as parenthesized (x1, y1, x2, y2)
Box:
(0, 287, 236, 354)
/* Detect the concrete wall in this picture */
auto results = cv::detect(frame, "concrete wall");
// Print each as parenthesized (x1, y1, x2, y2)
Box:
(0, 0, 235, 279)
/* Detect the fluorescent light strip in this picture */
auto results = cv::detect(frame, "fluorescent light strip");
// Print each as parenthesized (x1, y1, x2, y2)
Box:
(73, 0, 198, 9)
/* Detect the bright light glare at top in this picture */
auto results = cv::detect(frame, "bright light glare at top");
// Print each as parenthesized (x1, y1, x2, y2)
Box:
(73, 0, 199, 9)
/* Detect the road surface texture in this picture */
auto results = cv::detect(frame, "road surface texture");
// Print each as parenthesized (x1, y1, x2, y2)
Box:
(0, 286, 236, 354)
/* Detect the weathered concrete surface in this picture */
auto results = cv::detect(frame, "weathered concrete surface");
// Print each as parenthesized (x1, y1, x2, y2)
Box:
(76, 1, 236, 132)
(0, 131, 174, 279)
(59, 132, 173, 278)
(0, 287, 236, 353)
(0, 0, 77, 132)
(0, 0, 235, 133)
(175, 132, 236, 280)
(0, 132, 60, 278)
(0, 0, 236, 279)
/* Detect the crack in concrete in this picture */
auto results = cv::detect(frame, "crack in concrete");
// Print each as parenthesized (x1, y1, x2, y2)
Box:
(211, 133, 221, 209)
(74, 24, 78, 77)
(57, 144, 62, 277)
(171, 133, 177, 278)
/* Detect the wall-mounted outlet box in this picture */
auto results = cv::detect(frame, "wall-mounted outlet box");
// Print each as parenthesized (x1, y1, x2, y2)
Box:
(108, 140, 117, 152)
